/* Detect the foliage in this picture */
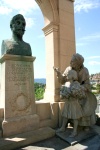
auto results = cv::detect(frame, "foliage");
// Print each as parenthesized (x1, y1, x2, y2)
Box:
(91, 85, 96, 90)
(34, 82, 100, 100)
(91, 83, 100, 94)
(92, 91, 98, 94)
(96, 84, 100, 93)
(34, 83, 45, 100)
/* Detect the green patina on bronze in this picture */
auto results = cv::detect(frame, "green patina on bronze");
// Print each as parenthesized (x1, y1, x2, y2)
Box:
(1, 14, 32, 56)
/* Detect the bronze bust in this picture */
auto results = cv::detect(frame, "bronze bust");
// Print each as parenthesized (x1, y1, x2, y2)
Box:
(1, 14, 32, 56)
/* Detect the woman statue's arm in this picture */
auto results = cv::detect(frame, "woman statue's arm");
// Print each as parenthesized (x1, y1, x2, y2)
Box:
(53, 67, 66, 84)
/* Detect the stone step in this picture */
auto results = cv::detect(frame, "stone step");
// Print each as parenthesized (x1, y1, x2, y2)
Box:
(0, 127, 55, 150)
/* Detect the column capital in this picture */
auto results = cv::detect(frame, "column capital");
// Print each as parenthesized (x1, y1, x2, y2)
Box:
(42, 22, 59, 36)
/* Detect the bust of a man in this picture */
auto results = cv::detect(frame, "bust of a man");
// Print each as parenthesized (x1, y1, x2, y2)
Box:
(1, 14, 32, 56)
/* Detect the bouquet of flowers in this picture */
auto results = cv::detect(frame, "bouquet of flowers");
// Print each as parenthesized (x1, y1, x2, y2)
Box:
(71, 82, 86, 99)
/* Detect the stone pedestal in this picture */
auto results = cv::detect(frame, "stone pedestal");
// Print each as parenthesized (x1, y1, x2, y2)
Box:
(0, 54, 39, 137)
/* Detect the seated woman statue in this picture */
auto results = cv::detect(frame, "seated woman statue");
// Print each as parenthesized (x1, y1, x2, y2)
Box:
(54, 53, 97, 134)
(1, 14, 32, 56)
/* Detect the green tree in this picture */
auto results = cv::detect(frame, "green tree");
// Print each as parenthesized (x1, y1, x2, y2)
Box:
(34, 83, 45, 100)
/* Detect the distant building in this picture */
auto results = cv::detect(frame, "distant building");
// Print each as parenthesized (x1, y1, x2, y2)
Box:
(90, 73, 100, 84)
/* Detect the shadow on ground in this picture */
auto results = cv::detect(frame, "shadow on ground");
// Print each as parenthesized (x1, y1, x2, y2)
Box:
(17, 136, 69, 150)
(16, 134, 100, 150)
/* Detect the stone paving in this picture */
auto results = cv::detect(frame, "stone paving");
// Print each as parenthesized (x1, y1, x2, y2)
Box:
(17, 125, 100, 150)
(17, 134, 100, 150)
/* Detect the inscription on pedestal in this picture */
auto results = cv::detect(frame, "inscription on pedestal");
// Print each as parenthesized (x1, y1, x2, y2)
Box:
(6, 61, 33, 116)
(7, 63, 32, 85)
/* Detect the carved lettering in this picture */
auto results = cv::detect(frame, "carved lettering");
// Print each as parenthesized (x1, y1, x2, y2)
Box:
(7, 63, 32, 84)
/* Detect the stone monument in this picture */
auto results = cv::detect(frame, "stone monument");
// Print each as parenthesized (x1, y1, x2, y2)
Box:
(54, 53, 97, 139)
(0, 1, 99, 149)
(0, 14, 39, 137)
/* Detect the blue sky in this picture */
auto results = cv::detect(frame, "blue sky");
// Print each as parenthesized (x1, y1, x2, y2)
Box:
(0, 0, 100, 78)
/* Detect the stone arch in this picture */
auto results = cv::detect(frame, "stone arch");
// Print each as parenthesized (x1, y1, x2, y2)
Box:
(35, 0, 76, 102)
(35, 0, 59, 26)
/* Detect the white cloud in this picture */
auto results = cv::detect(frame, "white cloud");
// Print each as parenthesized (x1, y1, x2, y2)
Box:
(79, 33, 100, 42)
(0, 0, 39, 28)
(74, 0, 100, 13)
(86, 56, 100, 59)
(0, 6, 12, 14)
(38, 34, 45, 38)
(89, 61, 100, 65)
(4, 0, 38, 10)
(0, 0, 39, 15)
(76, 42, 87, 47)
(25, 17, 34, 28)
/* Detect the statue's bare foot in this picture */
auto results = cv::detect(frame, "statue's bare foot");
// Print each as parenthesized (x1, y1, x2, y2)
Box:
(56, 127, 65, 133)
(69, 131, 77, 138)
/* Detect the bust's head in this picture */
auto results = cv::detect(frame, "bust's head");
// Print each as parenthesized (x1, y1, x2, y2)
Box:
(10, 14, 26, 37)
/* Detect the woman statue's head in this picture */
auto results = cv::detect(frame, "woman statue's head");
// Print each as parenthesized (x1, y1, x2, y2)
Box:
(70, 53, 84, 71)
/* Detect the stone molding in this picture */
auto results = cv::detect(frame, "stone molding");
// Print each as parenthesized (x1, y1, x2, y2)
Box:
(0, 54, 36, 63)
(42, 22, 59, 36)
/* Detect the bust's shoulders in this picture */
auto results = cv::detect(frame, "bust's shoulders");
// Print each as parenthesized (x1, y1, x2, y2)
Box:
(2, 39, 13, 43)
(22, 41, 31, 47)
(1, 39, 32, 56)
(2, 39, 15, 46)
(2, 39, 30, 45)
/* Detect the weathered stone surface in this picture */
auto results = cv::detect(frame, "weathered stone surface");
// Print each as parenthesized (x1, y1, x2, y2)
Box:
(2, 114, 39, 137)
(0, 54, 36, 137)
(0, 55, 36, 118)
(36, 101, 59, 128)
(0, 127, 55, 150)
(0, 109, 4, 118)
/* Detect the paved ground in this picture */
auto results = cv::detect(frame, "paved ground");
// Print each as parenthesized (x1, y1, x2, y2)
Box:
(17, 134, 100, 150)
(16, 117, 100, 150)
(16, 124, 100, 150)
(18, 136, 70, 150)
(0, 118, 99, 150)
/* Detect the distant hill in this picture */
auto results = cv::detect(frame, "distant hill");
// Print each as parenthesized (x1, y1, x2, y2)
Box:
(34, 78, 46, 84)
